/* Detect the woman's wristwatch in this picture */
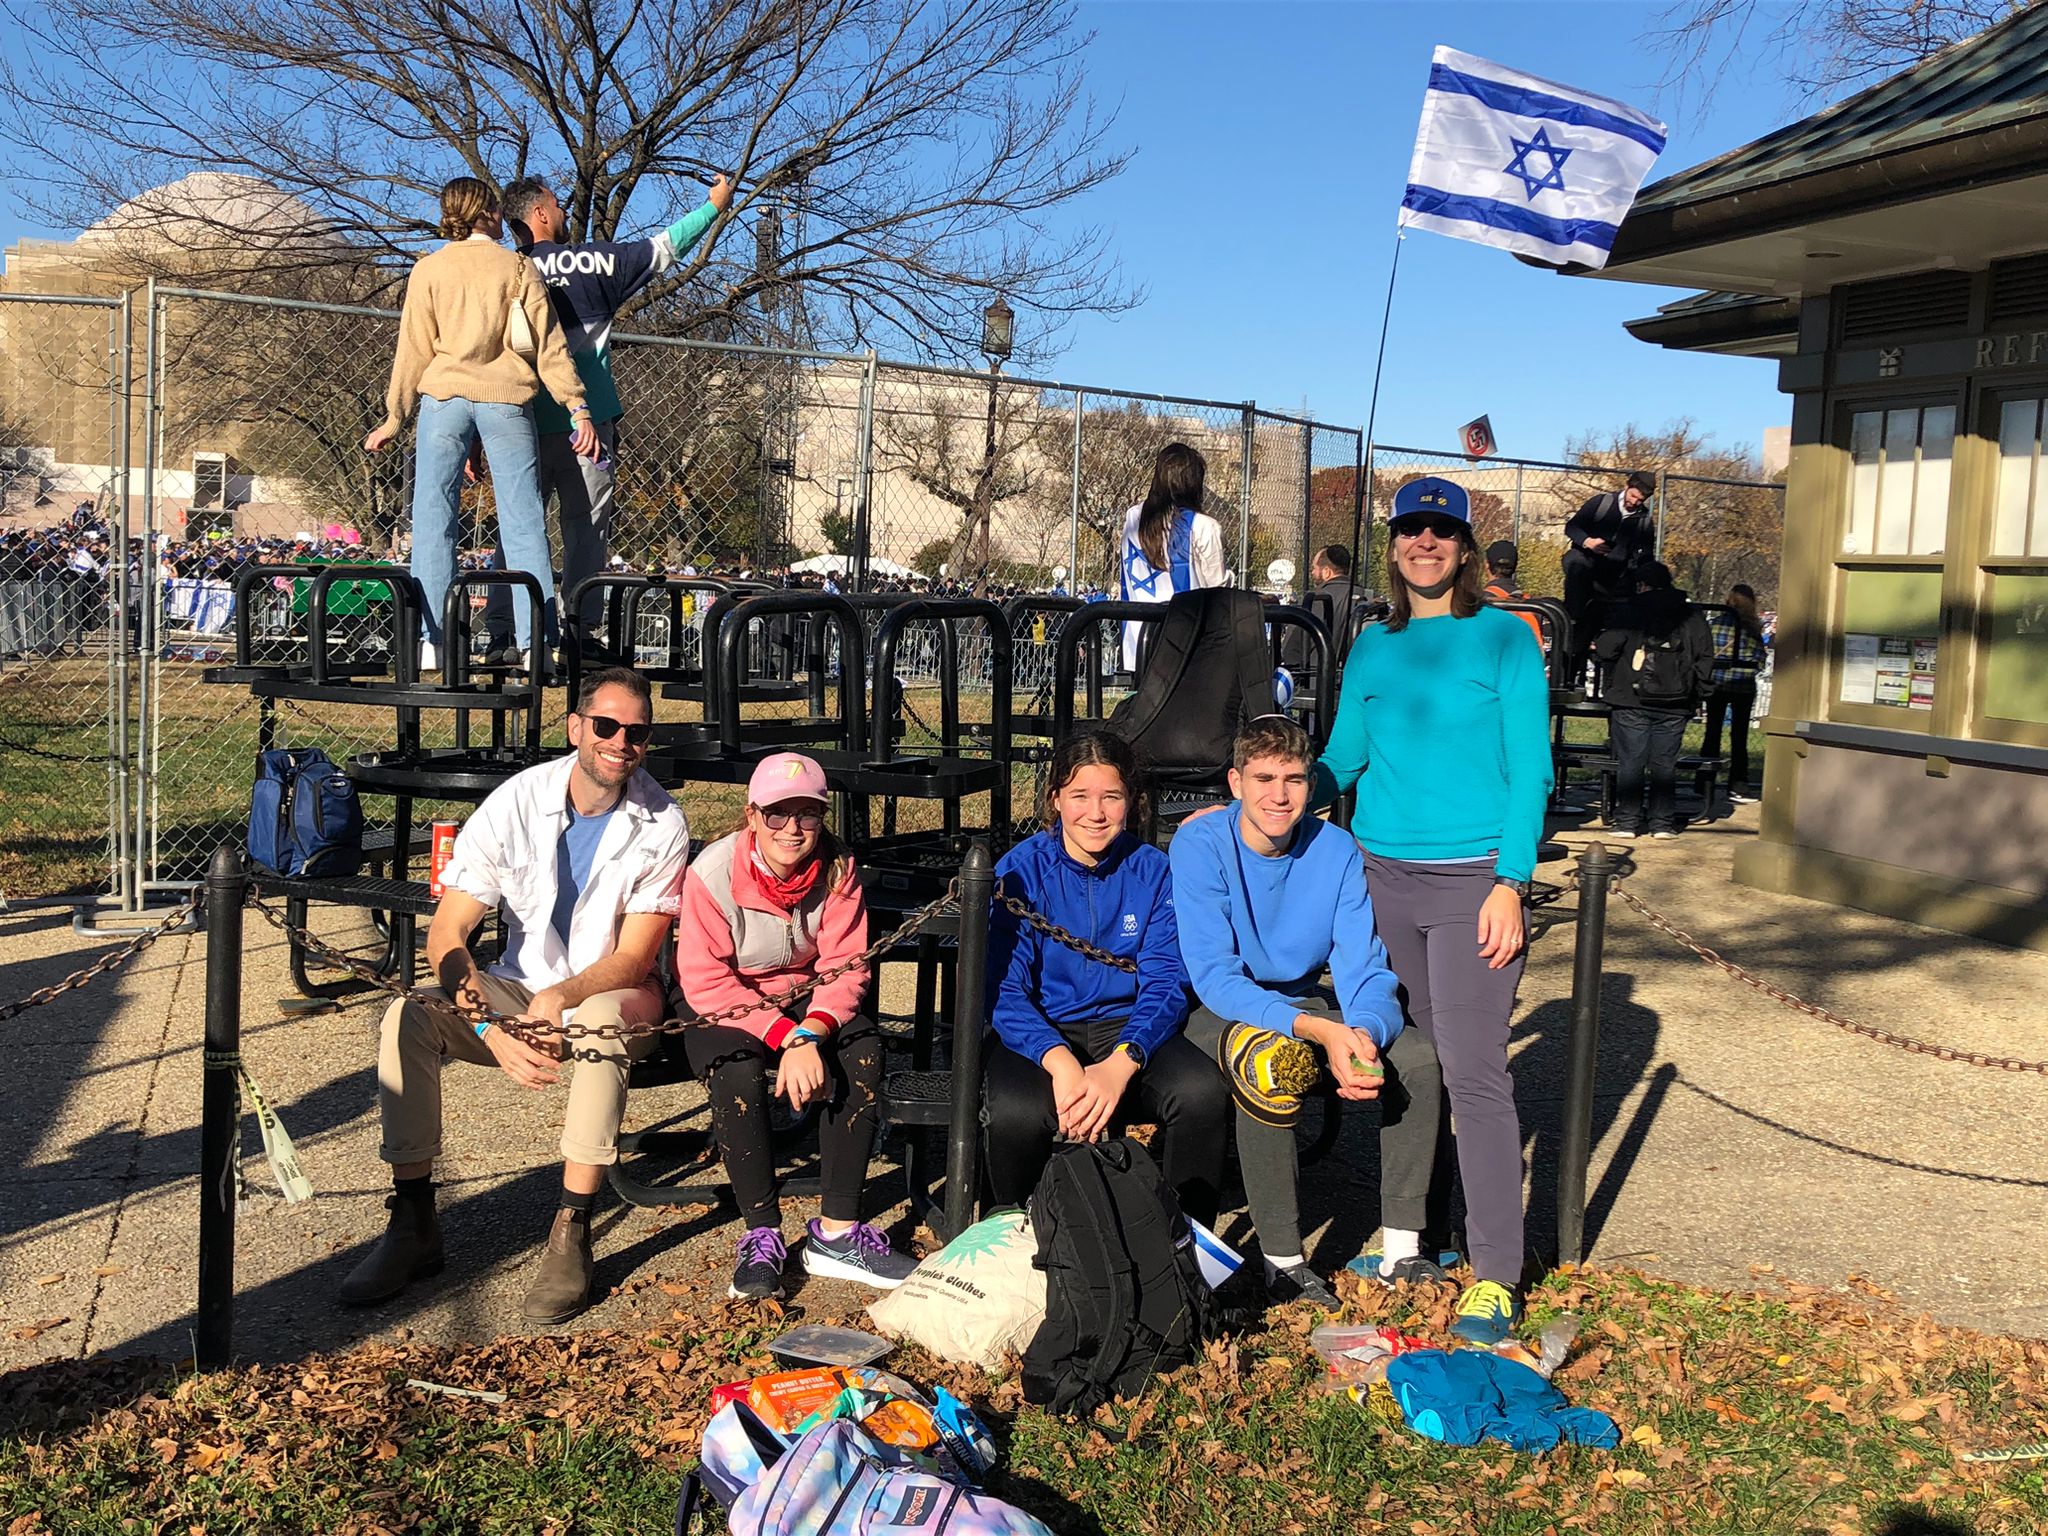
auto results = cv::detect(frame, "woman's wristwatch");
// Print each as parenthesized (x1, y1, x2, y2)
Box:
(1493, 876, 1532, 899)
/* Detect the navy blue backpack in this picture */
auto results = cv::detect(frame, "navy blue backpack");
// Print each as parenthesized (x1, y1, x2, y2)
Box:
(248, 748, 363, 877)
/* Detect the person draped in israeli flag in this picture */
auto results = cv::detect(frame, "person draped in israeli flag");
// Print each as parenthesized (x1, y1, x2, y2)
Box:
(1401, 46, 1667, 270)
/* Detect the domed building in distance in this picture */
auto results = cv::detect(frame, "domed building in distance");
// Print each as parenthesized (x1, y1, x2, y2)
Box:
(2, 173, 382, 535)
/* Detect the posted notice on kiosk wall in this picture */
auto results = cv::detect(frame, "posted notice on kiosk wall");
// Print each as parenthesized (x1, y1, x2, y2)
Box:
(1842, 634, 1880, 704)
(1842, 632, 1937, 709)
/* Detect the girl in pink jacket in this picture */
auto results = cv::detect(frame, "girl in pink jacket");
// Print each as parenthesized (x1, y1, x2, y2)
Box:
(676, 752, 916, 1301)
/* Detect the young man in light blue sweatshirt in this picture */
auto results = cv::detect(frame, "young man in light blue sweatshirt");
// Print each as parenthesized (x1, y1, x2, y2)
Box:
(1169, 715, 1419, 1307)
(500, 173, 733, 654)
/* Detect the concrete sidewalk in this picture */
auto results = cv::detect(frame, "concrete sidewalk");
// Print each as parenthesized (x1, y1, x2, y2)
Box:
(2, 804, 2044, 1375)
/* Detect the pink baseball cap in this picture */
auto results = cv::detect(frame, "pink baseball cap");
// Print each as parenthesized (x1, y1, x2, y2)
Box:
(748, 751, 830, 807)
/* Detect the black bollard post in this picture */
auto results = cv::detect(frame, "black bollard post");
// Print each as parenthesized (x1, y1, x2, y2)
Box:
(1556, 840, 1615, 1270)
(198, 842, 245, 1370)
(942, 840, 994, 1241)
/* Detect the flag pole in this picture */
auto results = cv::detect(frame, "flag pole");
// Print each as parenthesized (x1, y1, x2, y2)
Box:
(1351, 225, 1407, 598)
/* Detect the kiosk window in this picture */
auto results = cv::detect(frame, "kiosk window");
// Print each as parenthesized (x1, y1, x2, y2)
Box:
(1836, 570, 1940, 714)
(1845, 405, 1952, 556)
(1985, 575, 2048, 724)
(1993, 397, 2048, 557)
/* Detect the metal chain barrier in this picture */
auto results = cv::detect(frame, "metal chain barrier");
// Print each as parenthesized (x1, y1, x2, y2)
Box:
(148, 692, 260, 761)
(0, 734, 112, 764)
(241, 879, 961, 1049)
(994, 879, 1137, 973)
(0, 900, 199, 1021)
(241, 871, 1136, 1045)
(897, 689, 945, 746)
(1571, 863, 2048, 1075)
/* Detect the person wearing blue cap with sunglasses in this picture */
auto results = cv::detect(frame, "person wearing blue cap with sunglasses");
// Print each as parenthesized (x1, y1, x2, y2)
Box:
(1316, 475, 1552, 1346)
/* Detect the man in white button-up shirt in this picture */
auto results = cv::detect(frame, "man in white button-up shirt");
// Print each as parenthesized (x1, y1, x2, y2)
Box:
(339, 666, 688, 1322)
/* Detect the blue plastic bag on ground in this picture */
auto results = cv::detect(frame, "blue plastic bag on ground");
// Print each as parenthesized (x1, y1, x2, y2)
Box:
(1386, 1348, 1620, 1453)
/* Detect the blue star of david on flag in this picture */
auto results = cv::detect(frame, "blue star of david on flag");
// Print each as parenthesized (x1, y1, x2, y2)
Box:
(1504, 127, 1571, 200)
(1399, 46, 1667, 269)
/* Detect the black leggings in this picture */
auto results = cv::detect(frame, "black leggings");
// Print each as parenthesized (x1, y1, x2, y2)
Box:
(981, 1018, 1229, 1225)
(683, 1018, 883, 1230)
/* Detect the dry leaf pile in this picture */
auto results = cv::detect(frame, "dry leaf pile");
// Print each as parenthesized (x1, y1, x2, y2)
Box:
(3, 1265, 2046, 1535)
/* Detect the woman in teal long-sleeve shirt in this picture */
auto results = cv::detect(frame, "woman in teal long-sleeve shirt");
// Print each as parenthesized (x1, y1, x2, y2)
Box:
(1318, 476, 1551, 1347)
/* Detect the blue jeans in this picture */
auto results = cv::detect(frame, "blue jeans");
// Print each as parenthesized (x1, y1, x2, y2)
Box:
(410, 396, 555, 651)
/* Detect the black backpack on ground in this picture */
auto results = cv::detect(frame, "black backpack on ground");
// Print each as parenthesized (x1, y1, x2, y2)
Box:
(1021, 1137, 1212, 1416)
(1106, 587, 1274, 780)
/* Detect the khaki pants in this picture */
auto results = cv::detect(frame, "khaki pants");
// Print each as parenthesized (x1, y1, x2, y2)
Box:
(377, 974, 662, 1167)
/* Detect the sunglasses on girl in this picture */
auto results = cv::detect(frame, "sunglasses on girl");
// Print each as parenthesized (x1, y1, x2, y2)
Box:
(1391, 515, 1467, 541)
(583, 714, 653, 747)
(760, 807, 825, 831)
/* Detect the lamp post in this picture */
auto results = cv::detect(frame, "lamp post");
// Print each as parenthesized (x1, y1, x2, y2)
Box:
(966, 295, 1013, 580)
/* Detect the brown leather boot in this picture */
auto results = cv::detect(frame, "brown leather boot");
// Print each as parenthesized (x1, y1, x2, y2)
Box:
(522, 1208, 594, 1323)
(338, 1191, 444, 1306)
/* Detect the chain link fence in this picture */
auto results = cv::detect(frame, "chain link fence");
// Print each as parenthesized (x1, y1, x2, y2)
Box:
(1365, 443, 1784, 609)
(0, 292, 134, 901)
(0, 282, 1783, 900)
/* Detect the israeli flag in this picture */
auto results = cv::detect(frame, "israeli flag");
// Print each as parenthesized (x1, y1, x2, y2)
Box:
(1401, 46, 1668, 270)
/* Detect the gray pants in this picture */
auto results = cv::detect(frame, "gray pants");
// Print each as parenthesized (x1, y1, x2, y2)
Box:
(1183, 992, 1439, 1260)
(541, 419, 618, 633)
(1362, 854, 1528, 1287)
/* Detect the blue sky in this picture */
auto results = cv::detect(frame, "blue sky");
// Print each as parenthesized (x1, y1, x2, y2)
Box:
(1, 1, 1806, 463)
(1046, 1, 1801, 461)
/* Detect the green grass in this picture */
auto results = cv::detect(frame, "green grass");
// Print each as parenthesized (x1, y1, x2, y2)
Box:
(5, 1267, 2045, 1534)
(0, 655, 1033, 895)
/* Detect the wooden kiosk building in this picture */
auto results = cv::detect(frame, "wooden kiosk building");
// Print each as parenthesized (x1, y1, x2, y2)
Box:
(1596, 6, 2048, 949)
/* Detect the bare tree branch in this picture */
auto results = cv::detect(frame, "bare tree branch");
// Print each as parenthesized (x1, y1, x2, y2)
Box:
(1649, 0, 2026, 112)
(0, 0, 1136, 364)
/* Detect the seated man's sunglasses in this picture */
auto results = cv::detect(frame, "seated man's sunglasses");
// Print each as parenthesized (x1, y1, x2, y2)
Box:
(583, 714, 653, 747)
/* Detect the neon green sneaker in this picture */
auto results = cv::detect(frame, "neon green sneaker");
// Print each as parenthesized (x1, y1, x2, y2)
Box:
(1449, 1279, 1521, 1345)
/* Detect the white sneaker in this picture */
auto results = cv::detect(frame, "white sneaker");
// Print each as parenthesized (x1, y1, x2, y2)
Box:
(1650, 830, 1679, 840)
(1607, 827, 1639, 840)
(1729, 791, 1758, 804)
(418, 641, 440, 673)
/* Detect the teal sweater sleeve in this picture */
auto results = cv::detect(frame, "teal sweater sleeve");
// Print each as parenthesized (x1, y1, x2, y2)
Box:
(1312, 643, 1371, 811)
(1493, 617, 1553, 882)
(660, 202, 719, 265)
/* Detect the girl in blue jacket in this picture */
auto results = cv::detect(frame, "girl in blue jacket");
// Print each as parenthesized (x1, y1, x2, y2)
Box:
(983, 732, 1229, 1222)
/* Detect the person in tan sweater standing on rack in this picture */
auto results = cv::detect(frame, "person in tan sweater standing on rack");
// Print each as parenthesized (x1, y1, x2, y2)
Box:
(365, 177, 597, 674)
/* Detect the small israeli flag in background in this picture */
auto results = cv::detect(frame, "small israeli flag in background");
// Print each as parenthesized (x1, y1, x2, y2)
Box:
(1401, 46, 1668, 270)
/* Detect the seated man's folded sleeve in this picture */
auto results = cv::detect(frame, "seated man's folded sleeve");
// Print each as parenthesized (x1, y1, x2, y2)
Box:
(437, 794, 507, 906)
(629, 815, 692, 917)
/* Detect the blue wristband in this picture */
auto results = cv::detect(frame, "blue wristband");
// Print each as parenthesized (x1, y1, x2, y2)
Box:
(473, 1019, 492, 1038)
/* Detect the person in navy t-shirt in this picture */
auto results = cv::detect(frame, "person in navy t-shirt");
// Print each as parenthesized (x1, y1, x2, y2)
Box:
(498, 173, 733, 654)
